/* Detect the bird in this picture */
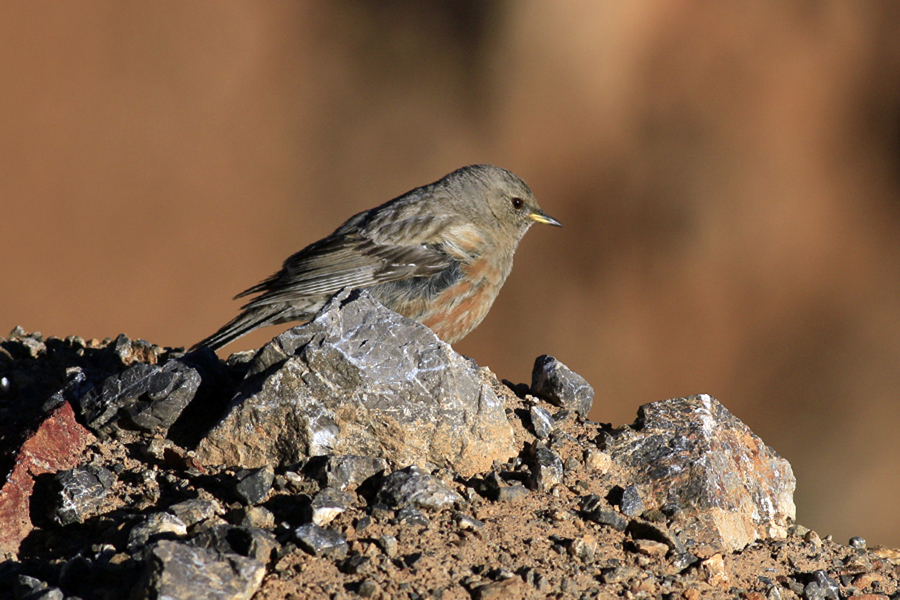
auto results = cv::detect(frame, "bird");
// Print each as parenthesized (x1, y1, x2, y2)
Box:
(192, 164, 560, 351)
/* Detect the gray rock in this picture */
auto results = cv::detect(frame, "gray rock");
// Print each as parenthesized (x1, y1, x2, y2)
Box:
(394, 506, 430, 527)
(377, 534, 398, 557)
(196, 290, 516, 477)
(237, 506, 275, 529)
(579, 495, 628, 532)
(132, 539, 264, 600)
(530, 355, 594, 418)
(455, 512, 485, 534)
(78, 359, 200, 434)
(294, 523, 348, 558)
(166, 498, 224, 528)
(529, 405, 554, 439)
(128, 512, 188, 551)
(13, 575, 63, 600)
(849, 536, 866, 549)
(808, 570, 840, 600)
(234, 466, 274, 505)
(305, 455, 389, 491)
(530, 446, 564, 492)
(376, 465, 463, 510)
(600, 394, 796, 555)
(620, 484, 645, 518)
(495, 484, 529, 502)
(310, 487, 355, 526)
(50, 465, 116, 526)
(190, 524, 278, 565)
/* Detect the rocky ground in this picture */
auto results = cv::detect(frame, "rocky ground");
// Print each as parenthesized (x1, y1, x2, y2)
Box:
(1, 291, 899, 600)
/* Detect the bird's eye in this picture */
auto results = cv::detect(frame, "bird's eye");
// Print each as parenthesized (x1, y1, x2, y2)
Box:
(511, 197, 524, 210)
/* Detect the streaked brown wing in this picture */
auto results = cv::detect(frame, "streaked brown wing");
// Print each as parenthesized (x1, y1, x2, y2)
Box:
(237, 214, 462, 309)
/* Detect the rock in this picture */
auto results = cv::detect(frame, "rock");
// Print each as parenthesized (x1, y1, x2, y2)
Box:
(234, 466, 274, 505)
(128, 512, 188, 551)
(579, 495, 628, 532)
(310, 487, 355, 527)
(377, 534, 398, 558)
(473, 577, 525, 600)
(294, 523, 348, 558)
(196, 289, 517, 477)
(132, 539, 264, 600)
(394, 506, 430, 527)
(807, 570, 840, 600)
(77, 359, 200, 434)
(530, 355, 594, 418)
(849, 536, 867, 549)
(529, 405, 554, 439)
(530, 446, 564, 492)
(618, 484, 644, 517)
(455, 512, 485, 534)
(625, 519, 686, 554)
(50, 465, 116, 526)
(599, 394, 796, 555)
(190, 524, 278, 565)
(495, 485, 528, 502)
(304, 455, 389, 491)
(236, 506, 275, 530)
(376, 465, 463, 510)
(699, 553, 729, 586)
(0, 402, 94, 556)
(633, 539, 669, 557)
(166, 498, 224, 528)
(13, 575, 64, 600)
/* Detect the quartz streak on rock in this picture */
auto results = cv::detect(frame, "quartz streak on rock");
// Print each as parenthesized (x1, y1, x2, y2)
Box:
(196, 290, 516, 477)
(601, 394, 796, 555)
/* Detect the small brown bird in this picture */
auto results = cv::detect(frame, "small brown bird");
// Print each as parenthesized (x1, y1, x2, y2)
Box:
(193, 164, 560, 351)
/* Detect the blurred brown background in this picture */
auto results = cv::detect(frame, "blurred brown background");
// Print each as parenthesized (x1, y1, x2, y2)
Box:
(3, 2, 900, 546)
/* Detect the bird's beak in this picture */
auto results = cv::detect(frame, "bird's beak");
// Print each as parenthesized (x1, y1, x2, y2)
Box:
(528, 209, 562, 227)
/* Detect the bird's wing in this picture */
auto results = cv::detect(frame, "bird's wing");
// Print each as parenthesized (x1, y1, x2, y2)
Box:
(237, 213, 482, 308)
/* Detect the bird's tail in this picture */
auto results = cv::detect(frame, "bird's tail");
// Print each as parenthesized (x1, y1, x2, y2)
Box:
(190, 304, 287, 352)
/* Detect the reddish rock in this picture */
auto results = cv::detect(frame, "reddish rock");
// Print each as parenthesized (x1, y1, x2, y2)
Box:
(0, 402, 94, 556)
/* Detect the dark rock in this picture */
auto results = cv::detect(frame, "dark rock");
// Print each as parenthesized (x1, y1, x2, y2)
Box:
(132, 539, 264, 600)
(304, 455, 389, 491)
(196, 289, 516, 477)
(50, 465, 116, 526)
(77, 359, 200, 434)
(530, 355, 594, 418)
(579, 495, 628, 531)
(395, 506, 430, 527)
(13, 575, 63, 600)
(529, 405, 554, 439)
(294, 523, 348, 558)
(234, 466, 274, 505)
(166, 498, 223, 528)
(127, 512, 188, 551)
(338, 554, 371, 575)
(530, 446, 564, 492)
(0, 402, 94, 556)
(808, 571, 839, 600)
(848, 536, 866, 549)
(376, 466, 462, 510)
(620, 485, 645, 518)
(600, 394, 795, 555)
(190, 524, 278, 565)
(626, 519, 687, 554)
(310, 487, 355, 526)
